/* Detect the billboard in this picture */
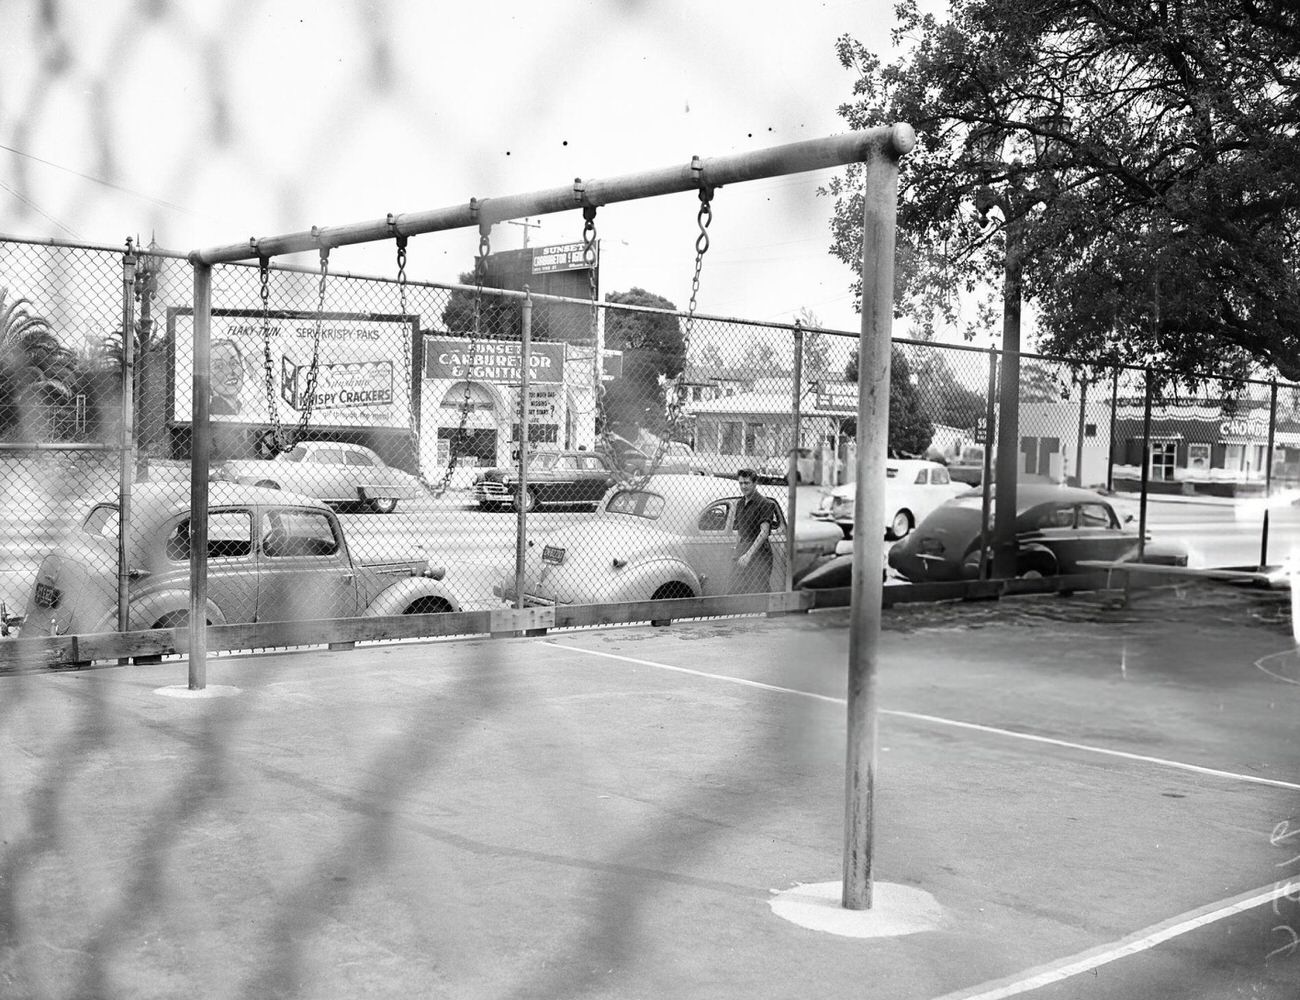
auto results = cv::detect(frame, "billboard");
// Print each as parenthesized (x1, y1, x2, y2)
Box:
(423, 335, 566, 385)
(169, 308, 418, 429)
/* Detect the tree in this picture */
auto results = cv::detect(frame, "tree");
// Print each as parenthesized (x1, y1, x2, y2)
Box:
(796, 306, 832, 384)
(600, 288, 686, 434)
(845, 344, 934, 456)
(913, 350, 986, 430)
(825, 0, 1300, 383)
(0, 287, 78, 438)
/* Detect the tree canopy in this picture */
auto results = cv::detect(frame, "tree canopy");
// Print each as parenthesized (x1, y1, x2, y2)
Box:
(826, 0, 1300, 383)
(845, 345, 934, 456)
(600, 288, 686, 434)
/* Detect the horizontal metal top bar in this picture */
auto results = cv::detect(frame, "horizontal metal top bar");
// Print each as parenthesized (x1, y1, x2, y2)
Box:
(190, 125, 916, 265)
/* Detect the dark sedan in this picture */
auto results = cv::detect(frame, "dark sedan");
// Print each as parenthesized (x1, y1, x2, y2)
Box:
(885, 483, 1187, 583)
(471, 450, 617, 512)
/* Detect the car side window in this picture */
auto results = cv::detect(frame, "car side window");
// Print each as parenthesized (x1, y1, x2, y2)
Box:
(166, 511, 253, 561)
(313, 449, 344, 464)
(914, 470, 928, 484)
(1039, 505, 1076, 529)
(262, 509, 340, 558)
(931, 467, 950, 485)
(554, 456, 579, 473)
(1077, 503, 1115, 529)
(345, 450, 376, 466)
(698, 501, 730, 532)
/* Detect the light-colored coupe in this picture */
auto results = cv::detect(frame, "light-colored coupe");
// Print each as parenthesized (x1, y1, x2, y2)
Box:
(213, 441, 423, 513)
(494, 474, 841, 605)
(811, 458, 968, 540)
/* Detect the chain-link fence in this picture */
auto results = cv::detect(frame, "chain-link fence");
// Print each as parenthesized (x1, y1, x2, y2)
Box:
(4, 233, 1300, 654)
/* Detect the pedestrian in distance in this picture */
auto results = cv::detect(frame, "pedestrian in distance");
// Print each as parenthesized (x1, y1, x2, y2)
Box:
(730, 467, 779, 594)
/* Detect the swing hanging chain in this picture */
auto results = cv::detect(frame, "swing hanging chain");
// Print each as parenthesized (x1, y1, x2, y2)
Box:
(257, 256, 287, 457)
(434, 227, 492, 495)
(581, 206, 612, 473)
(624, 186, 713, 491)
(394, 235, 443, 500)
(292, 248, 330, 447)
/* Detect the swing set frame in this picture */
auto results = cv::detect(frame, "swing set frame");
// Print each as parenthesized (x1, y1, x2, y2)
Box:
(186, 124, 914, 911)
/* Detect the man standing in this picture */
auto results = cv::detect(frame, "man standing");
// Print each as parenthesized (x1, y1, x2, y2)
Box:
(731, 468, 779, 594)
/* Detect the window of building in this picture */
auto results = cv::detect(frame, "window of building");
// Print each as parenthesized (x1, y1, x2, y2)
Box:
(720, 422, 742, 455)
(745, 422, 763, 454)
(1149, 441, 1177, 481)
(1084, 423, 1097, 438)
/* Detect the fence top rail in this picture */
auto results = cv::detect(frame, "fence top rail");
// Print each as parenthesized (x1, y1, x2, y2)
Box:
(189, 126, 917, 265)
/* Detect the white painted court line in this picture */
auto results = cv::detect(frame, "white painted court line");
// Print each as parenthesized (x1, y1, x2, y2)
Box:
(928, 878, 1300, 1000)
(544, 641, 1300, 792)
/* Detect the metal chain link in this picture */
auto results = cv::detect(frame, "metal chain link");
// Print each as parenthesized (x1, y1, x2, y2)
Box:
(393, 234, 455, 500)
(432, 227, 491, 494)
(293, 248, 330, 444)
(255, 250, 327, 458)
(620, 187, 713, 491)
(257, 257, 285, 456)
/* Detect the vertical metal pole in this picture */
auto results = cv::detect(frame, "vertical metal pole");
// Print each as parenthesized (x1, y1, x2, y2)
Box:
(1262, 380, 1278, 567)
(118, 243, 137, 640)
(843, 145, 903, 911)
(1138, 369, 1153, 564)
(515, 288, 532, 609)
(978, 347, 997, 580)
(786, 322, 804, 591)
(1107, 367, 1119, 492)
(189, 263, 212, 690)
(1074, 375, 1088, 487)
(992, 210, 1024, 578)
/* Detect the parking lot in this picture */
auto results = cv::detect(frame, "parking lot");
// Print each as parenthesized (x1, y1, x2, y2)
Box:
(2, 581, 1298, 999)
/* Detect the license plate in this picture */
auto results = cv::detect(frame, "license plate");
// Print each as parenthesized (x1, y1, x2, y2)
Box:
(542, 545, 565, 565)
(34, 582, 60, 608)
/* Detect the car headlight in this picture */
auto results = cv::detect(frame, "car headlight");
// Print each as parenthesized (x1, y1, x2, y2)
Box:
(423, 561, 446, 580)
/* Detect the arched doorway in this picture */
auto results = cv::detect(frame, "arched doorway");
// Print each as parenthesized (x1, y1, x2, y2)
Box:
(437, 381, 500, 468)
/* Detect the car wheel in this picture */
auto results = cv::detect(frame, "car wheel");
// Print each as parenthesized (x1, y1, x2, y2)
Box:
(402, 597, 452, 614)
(888, 510, 913, 540)
(368, 496, 399, 514)
(652, 582, 695, 600)
(1016, 556, 1056, 579)
(255, 479, 280, 490)
(514, 488, 538, 513)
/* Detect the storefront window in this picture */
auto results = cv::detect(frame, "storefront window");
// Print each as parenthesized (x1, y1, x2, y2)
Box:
(1149, 441, 1176, 481)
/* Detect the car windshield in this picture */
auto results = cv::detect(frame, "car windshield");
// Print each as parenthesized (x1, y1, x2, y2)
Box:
(604, 490, 665, 519)
(280, 447, 307, 463)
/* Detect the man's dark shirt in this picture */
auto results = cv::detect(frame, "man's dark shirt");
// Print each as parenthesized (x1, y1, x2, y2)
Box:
(734, 492, 779, 557)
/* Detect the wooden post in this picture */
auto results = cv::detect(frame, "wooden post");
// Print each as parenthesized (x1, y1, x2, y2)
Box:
(843, 124, 913, 911)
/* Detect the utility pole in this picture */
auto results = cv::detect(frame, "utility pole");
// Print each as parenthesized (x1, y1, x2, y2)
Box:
(508, 217, 542, 248)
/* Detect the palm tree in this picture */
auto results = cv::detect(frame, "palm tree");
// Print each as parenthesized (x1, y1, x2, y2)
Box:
(0, 287, 76, 438)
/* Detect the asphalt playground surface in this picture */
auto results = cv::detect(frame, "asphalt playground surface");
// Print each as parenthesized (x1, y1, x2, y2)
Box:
(3, 582, 1300, 999)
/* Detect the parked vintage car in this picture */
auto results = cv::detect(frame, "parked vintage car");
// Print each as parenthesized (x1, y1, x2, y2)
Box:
(212, 441, 422, 513)
(493, 474, 842, 605)
(811, 458, 968, 540)
(601, 433, 711, 476)
(13, 481, 462, 637)
(472, 449, 618, 511)
(886, 482, 1188, 583)
(759, 447, 818, 484)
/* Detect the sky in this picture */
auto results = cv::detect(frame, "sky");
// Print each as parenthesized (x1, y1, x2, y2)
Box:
(0, 0, 921, 342)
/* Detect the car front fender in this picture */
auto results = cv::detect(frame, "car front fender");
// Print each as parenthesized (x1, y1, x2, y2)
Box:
(363, 577, 463, 615)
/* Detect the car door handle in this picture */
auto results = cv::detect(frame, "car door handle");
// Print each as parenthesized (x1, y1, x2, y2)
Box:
(342, 573, 355, 584)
